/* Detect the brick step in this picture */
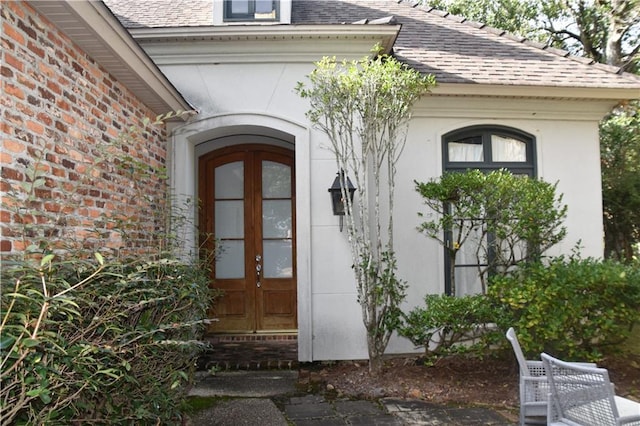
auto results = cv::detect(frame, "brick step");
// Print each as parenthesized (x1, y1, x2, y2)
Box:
(198, 336, 299, 371)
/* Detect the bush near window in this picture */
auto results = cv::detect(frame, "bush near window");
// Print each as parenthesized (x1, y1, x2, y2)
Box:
(398, 294, 506, 359)
(416, 169, 567, 295)
(488, 256, 640, 361)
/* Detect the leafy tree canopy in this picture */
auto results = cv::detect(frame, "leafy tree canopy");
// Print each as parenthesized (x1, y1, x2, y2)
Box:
(423, 0, 639, 72)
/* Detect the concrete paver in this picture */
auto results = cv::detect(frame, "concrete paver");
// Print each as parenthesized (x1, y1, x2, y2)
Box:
(188, 398, 288, 426)
(383, 398, 514, 425)
(190, 370, 298, 398)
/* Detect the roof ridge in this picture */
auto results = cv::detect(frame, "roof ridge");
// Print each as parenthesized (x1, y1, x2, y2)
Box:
(403, 0, 638, 79)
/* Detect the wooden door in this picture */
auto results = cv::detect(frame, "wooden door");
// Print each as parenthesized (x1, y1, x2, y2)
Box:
(199, 144, 297, 332)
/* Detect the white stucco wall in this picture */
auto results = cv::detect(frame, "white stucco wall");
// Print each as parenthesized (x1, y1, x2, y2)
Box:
(143, 38, 615, 361)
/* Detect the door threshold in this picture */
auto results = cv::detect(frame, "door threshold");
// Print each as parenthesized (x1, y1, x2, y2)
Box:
(207, 331, 298, 343)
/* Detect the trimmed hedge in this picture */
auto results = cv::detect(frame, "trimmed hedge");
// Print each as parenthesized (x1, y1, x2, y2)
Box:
(489, 257, 640, 361)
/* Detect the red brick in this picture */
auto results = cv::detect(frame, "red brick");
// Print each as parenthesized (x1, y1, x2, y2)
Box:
(51, 167, 66, 177)
(47, 80, 61, 95)
(26, 120, 44, 135)
(3, 139, 25, 153)
(4, 83, 25, 100)
(17, 73, 36, 90)
(36, 112, 53, 126)
(0, 240, 12, 252)
(27, 40, 45, 58)
(39, 60, 57, 77)
(17, 18, 37, 40)
(44, 202, 61, 213)
(0, 151, 12, 164)
(12, 240, 26, 252)
(2, 22, 25, 45)
(1, 167, 24, 181)
(1, 66, 13, 79)
(56, 98, 70, 111)
(3, 53, 24, 73)
(62, 113, 75, 125)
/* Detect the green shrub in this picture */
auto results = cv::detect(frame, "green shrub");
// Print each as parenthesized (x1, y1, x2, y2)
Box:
(489, 256, 640, 361)
(1, 255, 214, 424)
(398, 294, 505, 358)
(415, 169, 567, 295)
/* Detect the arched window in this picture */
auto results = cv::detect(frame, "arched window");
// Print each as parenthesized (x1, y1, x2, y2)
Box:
(444, 126, 535, 176)
(442, 126, 536, 296)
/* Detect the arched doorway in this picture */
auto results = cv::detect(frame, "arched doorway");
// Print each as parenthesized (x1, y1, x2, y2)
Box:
(199, 143, 297, 333)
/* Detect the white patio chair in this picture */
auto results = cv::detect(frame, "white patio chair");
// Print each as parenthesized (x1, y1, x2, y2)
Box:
(506, 328, 597, 425)
(541, 352, 640, 426)
(506, 327, 551, 425)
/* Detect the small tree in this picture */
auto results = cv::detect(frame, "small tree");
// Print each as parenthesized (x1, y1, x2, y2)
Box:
(416, 169, 567, 295)
(296, 52, 435, 374)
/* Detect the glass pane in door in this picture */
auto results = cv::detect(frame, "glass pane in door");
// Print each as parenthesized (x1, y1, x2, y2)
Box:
(215, 162, 244, 199)
(262, 161, 291, 198)
(262, 160, 292, 279)
(215, 201, 244, 238)
(216, 240, 245, 279)
(263, 240, 292, 278)
(215, 161, 245, 279)
(263, 200, 291, 238)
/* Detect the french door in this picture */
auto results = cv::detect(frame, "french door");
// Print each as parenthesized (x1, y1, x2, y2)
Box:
(199, 144, 296, 332)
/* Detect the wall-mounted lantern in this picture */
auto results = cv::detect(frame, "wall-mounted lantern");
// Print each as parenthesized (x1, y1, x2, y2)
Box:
(328, 170, 356, 232)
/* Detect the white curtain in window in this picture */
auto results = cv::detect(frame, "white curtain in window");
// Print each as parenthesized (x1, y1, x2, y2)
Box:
(449, 142, 483, 161)
(491, 135, 526, 162)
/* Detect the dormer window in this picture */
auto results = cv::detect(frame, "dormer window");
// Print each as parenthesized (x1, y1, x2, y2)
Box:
(224, 0, 279, 21)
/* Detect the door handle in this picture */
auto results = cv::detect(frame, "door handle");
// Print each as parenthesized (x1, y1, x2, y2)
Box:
(256, 254, 262, 288)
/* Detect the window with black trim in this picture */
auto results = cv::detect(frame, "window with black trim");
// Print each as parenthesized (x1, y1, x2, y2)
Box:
(442, 126, 536, 296)
(224, 0, 279, 21)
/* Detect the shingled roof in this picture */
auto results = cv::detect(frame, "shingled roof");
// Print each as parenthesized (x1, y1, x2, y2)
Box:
(103, 0, 640, 92)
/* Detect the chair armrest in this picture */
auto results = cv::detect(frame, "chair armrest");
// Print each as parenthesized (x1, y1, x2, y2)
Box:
(521, 375, 548, 383)
(617, 415, 640, 426)
(615, 396, 640, 419)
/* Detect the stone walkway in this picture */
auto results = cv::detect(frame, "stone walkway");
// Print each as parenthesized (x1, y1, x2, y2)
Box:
(187, 370, 515, 425)
(191, 337, 516, 425)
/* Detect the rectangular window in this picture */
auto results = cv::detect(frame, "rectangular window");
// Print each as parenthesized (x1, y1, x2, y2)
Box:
(224, 0, 278, 21)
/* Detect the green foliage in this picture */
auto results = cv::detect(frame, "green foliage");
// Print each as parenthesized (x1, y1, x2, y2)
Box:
(296, 51, 435, 374)
(1, 257, 213, 424)
(423, 0, 639, 71)
(416, 169, 567, 294)
(488, 256, 640, 361)
(601, 101, 640, 262)
(398, 294, 504, 358)
(425, 0, 541, 38)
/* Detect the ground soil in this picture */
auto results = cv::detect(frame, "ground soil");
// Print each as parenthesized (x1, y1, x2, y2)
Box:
(306, 351, 640, 417)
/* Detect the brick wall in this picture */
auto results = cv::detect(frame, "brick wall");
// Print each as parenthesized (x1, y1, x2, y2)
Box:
(1, 1, 169, 258)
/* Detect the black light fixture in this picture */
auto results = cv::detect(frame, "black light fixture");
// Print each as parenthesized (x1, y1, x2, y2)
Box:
(328, 170, 356, 232)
